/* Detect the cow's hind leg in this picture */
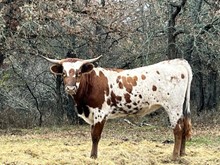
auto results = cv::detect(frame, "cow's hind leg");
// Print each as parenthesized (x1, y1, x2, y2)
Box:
(180, 116, 192, 156)
(172, 118, 184, 160)
(180, 130, 186, 156)
(90, 119, 106, 159)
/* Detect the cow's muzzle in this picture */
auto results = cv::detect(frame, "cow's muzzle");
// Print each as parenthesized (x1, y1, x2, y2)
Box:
(65, 85, 77, 95)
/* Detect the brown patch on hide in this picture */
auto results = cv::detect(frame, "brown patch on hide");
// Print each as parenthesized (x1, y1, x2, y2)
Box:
(75, 70, 109, 109)
(181, 74, 185, 79)
(124, 93, 131, 103)
(99, 71, 109, 96)
(110, 91, 122, 106)
(133, 76, 138, 82)
(141, 75, 146, 80)
(116, 76, 120, 83)
(121, 75, 138, 93)
(107, 99, 111, 105)
(110, 91, 117, 106)
(122, 76, 133, 93)
(152, 85, 157, 91)
(170, 76, 178, 81)
(69, 69, 75, 76)
(118, 82, 123, 89)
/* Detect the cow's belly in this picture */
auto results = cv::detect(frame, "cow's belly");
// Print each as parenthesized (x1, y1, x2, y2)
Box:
(107, 104, 162, 119)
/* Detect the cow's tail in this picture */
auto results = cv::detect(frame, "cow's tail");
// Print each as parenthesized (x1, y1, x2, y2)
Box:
(183, 60, 193, 140)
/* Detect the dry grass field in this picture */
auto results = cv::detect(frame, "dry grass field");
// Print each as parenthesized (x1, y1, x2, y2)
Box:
(0, 114, 219, 165)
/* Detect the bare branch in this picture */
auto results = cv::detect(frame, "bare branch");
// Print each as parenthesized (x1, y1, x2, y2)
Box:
(204, 0, 220, 10)
(170, 0, 187, 20)
(173, 29, 185, 37)
(9, 58, 43, 126)
(200, 18, 220, 34)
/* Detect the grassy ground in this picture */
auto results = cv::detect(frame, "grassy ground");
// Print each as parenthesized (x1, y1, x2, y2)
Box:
(0, 118, 219, 165)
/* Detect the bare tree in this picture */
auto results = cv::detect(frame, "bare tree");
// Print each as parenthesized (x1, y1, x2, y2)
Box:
(0, 0, 219, 128)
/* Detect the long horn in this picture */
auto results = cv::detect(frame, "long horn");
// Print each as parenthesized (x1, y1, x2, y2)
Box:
(39, 55, 62, 64)
(82, 55, 102, 64)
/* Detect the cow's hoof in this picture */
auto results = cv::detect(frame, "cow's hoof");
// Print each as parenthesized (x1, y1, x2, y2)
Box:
(172, 153, 180, 161)
(180, 152, 186, 157)
(90, 155, 97, 159)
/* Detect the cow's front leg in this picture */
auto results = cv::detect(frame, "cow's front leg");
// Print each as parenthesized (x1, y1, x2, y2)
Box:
(90, 119, 106, 159)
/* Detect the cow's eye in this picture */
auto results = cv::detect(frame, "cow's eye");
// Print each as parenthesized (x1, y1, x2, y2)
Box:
(77, 71, 81, 77)
(63, 72, 67, 77)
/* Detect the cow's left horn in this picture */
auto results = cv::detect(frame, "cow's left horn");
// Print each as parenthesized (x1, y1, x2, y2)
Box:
(39, 55, 62, 64)
(82, 55, 102, 64)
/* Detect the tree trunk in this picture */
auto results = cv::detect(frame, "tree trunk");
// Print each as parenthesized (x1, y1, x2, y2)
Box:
(54, 75, 64, 125)
(196, 60, 205, 113)
(0, 53, 4, 66)
(167, 0, 186, 59)
(187, 0, 218, 112)
(206, 68, 217, 110)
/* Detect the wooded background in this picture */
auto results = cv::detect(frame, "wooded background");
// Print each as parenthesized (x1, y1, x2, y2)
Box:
(0, 0, 219, 128)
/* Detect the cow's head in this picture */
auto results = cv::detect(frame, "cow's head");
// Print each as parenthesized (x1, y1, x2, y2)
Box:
(42, 55, 102, 95)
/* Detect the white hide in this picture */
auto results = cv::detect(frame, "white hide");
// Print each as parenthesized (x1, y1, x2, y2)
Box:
(84, 59, 192, 128)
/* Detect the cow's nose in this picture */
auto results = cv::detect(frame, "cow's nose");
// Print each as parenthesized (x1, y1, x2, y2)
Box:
(65, 86, 77, 95)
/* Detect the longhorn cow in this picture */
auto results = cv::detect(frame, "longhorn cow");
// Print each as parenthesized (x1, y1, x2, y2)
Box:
(42, 55, 192, 160)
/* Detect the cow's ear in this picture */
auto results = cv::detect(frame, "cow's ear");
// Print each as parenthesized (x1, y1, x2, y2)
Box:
(50, 64, 63, 75)
(80, 63, 94, 74)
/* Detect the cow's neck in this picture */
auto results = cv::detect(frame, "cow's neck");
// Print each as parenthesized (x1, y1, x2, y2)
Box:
(73, 69, 109, 109)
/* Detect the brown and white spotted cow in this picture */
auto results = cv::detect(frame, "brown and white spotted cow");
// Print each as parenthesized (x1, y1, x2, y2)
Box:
(42, 55, 192, 160)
